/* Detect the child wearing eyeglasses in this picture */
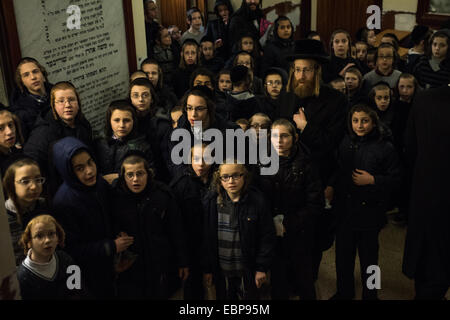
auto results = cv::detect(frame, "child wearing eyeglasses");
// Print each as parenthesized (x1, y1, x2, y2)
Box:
(3, 157, 48, 266)
(202, 161, 276, 300)
(111, 152, 188, 299)
(17, 215, 88, 299)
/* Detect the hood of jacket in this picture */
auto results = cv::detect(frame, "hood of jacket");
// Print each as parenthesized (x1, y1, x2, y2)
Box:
(52, 136, 97, 190)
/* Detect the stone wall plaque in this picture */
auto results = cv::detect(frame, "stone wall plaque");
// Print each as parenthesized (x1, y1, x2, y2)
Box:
(13, 0, 130, 135)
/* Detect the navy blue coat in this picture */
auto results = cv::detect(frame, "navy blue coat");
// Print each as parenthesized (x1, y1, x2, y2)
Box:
(52, 137, 116, 298)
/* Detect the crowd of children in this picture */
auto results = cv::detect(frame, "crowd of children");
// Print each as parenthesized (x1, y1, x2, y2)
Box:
(1, 0, 449, 300)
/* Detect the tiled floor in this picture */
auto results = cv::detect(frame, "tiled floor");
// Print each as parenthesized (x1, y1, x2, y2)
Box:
(171, 218, 449, 300)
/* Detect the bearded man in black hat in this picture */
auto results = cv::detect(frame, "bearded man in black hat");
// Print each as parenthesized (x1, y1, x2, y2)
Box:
(286, 39, 348, 283)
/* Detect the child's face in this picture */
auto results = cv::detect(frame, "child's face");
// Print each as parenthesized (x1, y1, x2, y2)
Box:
(218, 74, 232, 91)
(432, 36, 448, 59)
(190, 12, 203, 30)
(193, 74, 213, 90)
(130, 85, 152, 113)
(19, 62, 46, 96)
(241, 37, 254, 53)
(72, 151, 97, 187)
(29, 221, 58, 263)
(277, 20, 292, 40)
(111, 109, 133, 139)
(191, 148, 212, 178)
(236, 54, 252, 71)
(0, 113, 16, 149)
(367, 30, 377, 47)
(356, 43, 368, 61)
(186, 94, 209, 127)
(217, 4, 229, 21)
(376, 47, 394, 72)
(160, 28, 172, 47)
(250, 115, 270, 137)
(123, 162, 148, 194)
(142, 63, 159, 87)
(374, 88, 391, 111)
(367, 53, 376, 69)
(331, 81, 346, 94)
(201, 41, 214, 60)
(183, 45, 198, 65)
(398, 78, 415, 103)
(352, 111, 374, 137)
(219, 164, 245, 196)
(345, 72, 360, 91)
(271, 125, 294, 157)
(332, 33, 349, 57)
(265, 74, 283, 98)
(14, 164, 43, 205)
(169, 27, 181, 42)
(53, 89, 80, 126)
(171, 109, 183, 128)
(351, 46, 356, 59)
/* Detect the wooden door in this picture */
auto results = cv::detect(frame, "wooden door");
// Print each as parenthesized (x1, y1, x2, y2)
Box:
(316, 0, 382, 52)
(160, 0, 188, 31)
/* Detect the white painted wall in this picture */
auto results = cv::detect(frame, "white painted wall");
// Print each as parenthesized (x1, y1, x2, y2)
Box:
(383, 0, 418, 31)
(132, 0, 147, 68)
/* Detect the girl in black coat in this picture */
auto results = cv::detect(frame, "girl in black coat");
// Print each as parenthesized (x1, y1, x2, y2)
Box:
(173, 39, 201, 99)
(258, 119, 324, 300)
(261, 16, 295, 75)
(111, 152, 188, 299)
(129, 78, 171, 182)
(368, 82, 395, 141)
(330, 104, 401, 300)
(322, 29, 359, 84)
(0, 108, 25, 175)
(3, 157, 48, 266)
(202, 161, 276, 300)
(95, 100, 154, 181)
(170, 143, 214, 299)
(52, 137, 134, 298)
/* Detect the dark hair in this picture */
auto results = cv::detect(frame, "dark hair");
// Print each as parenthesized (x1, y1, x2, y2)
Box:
(394, 73, 419, 100)
(368, 82, 392, 109)
(237, 34, 261, 62)
(0, 109, 24, 150)
(348, 104, 380, 138)
(119, 153, 155, 191)
(3, 157, 42, 225)
(180, 40, 200, 69)
(140, 58, 163, 89)
(232, 51, 255, 71)
(427, 30, 450, 60)
(186, 7, 204, 26)
(182, 88, 216, 125)
(15, 57, 49, 93)
(375, 43, 398, 66)
(381, 33, 399, 51)
(129, 78, 158, 115)
(155, 25, 169, 45)
(104, 100, 137, 139)
(306, 30, 320, 39)
(330, 29, 352, 57)
(189, 67, 215, 89)
(273, 16, 294, 41)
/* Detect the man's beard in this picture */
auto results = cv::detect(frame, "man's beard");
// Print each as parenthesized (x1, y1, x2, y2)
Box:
(293, 77, 316, 98)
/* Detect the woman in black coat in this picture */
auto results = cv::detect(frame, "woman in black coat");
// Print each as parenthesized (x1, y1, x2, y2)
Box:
(261, 16, 295, 76)
(95, 100, 154, 177)
(330, 104, 400, 300)
(170, 143, 214, 299)
(111, 152, 188, 299)
(403, 86, 450, 300)
(257, 119, 324, 300)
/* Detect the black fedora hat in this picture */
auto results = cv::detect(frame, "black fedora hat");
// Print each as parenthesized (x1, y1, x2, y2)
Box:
(285, 39, 329, 64)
